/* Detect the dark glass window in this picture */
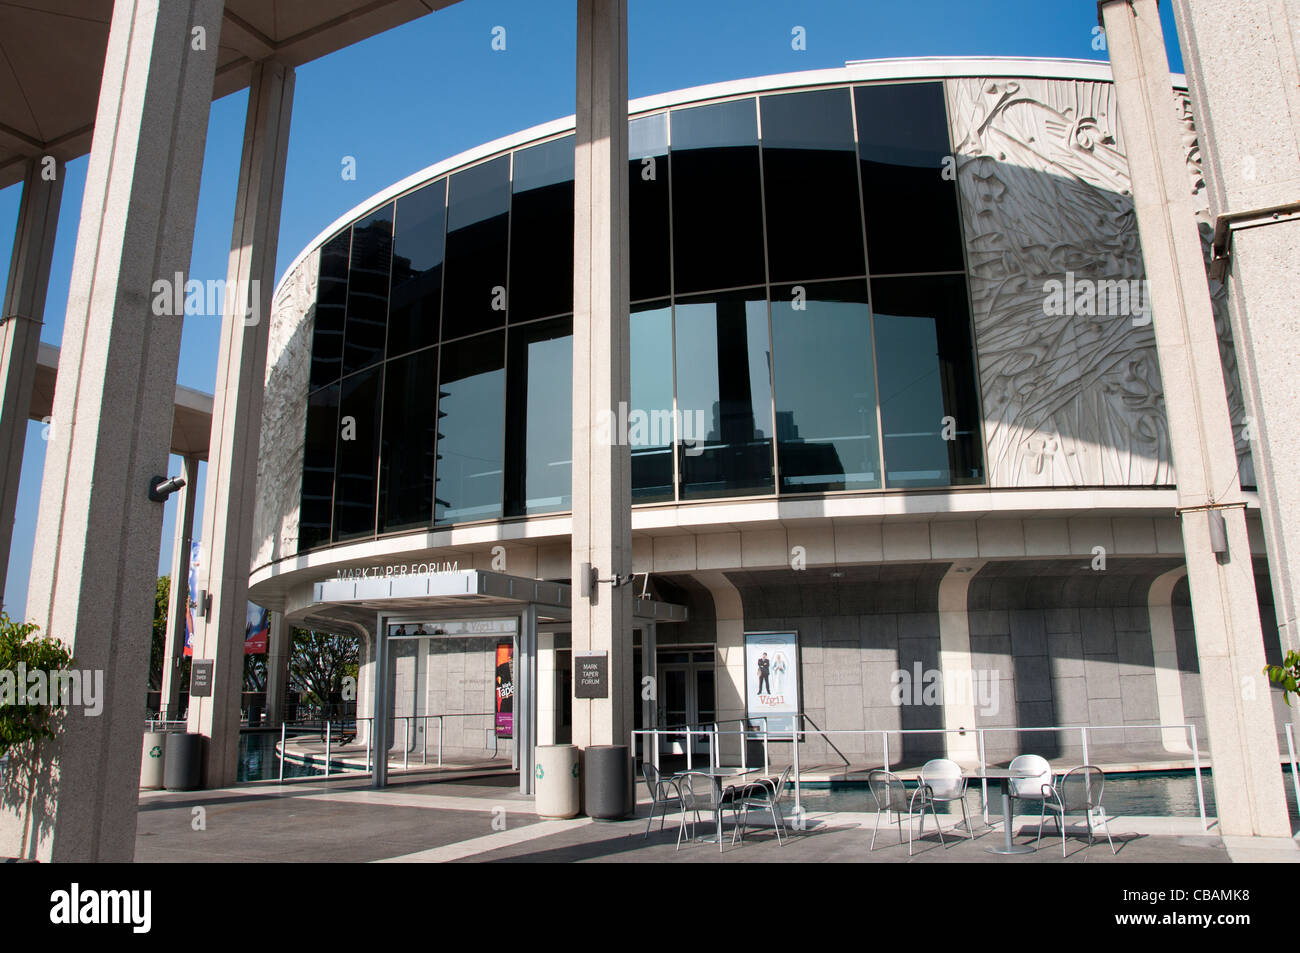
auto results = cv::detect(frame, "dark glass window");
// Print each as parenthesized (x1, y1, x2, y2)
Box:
(630, 300, 675, 502)
(670, 99, 766, 295)
(333, 366, 383, 540)
(387, 181, 446, 358)
(770, 280, 880, 492)
(855, 83, 965, 275)
(629, 113, 671, 302)
(341, 205, 393, 375)
(378, 347, 438, 533)
(300, 383, 339, 550)
(442, 155, 511, 340)
(760, 88, 865, 282)
(310, 231, 350, 389)
(435, 331, 505, 523)
(510, 137, 574, 322)
(871, 274, 983, 487)
(675, 287, 774, 498)
(505, 317, 572, 516)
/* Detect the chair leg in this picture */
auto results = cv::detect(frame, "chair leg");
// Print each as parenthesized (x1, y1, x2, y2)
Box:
(770, 802, 784, 846)
(960, 798, 974, 839)
(644, 798, 656, 839)
(934, 803, 947, 848)
(907, 807, 915, 856)
(871, 808, 881, 851)
(1062, 812, 1068, 858)
(1037, 801, 1046, 850)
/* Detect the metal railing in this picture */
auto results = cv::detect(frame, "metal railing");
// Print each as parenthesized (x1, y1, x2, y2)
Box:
(631, 718, 1208, 831)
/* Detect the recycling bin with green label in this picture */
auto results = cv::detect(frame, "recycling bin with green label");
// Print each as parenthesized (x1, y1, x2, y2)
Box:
(140, 731, 167, 789)
(534, 744, 580, 818)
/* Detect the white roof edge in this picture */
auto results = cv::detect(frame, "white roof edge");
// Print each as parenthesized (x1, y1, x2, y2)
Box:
(274, 55, 1188, 300)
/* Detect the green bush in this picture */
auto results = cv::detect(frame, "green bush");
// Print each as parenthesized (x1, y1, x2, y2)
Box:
(0, 613, 74, 756)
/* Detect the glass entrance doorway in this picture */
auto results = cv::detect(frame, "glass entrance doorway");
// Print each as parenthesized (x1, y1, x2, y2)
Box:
(656, 647, 715, 754)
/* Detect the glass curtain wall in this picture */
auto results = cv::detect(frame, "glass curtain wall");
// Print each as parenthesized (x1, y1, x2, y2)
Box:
(300, 81, 985, 549)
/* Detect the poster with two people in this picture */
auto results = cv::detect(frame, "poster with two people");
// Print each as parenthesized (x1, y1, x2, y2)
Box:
(744, 631, 799, 735)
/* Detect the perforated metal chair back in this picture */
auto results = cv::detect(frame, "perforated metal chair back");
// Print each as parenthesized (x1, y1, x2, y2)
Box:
(920, 758, 966, 801)
(868, 769, 912, 813)
(642, 761, 663, 789)
(1058, 765, 1105, 813)
(770, 765, 793, 801)
(1009, 754, 1053, 799)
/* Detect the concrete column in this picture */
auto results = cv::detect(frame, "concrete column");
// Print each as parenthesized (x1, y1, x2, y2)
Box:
(1148, 565, 1192, 754)
(159, 453, 200, 718)
(0, 157, 63, 603)
(695, 571, 746, 762)
(263, 610, 291, 725)
(372, 617, 390, 788)
(570, 0, 633, 751)
(0, 0, 225, 863)
(937, 560, 984, 765)
(1170, 0, 1300, 659)
(187, 59, 295, 786)
(1101, 0, 1291, 840)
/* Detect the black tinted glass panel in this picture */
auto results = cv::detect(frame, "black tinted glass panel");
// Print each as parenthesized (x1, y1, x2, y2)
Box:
(300, 383, 339, 550)
(761, 88, 865, 282)
(443, 155, 511, 340)
(675, 287, 774, 498)
(342, 205, 393, 375)
(855, 83, 964, 275)
(872, 274, 983, 487)
(505, 317, 572, 516)
(435, 331, 505, 523)
(333, 365, 383, 540)
(629, 114, 670, 302)
(510, 137, 574, 322)
(387, 181, 446, 358)
(378, 347, 438, 532)
(630, 300, 674, 502)
(310, 231, 350, 389)
(771, 280, 880, 492)
(671, 99, 766, 294)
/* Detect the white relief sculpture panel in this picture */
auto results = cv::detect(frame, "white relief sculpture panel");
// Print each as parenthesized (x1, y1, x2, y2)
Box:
(252, 248, 319, 568)
(946, 77, 1172, 488)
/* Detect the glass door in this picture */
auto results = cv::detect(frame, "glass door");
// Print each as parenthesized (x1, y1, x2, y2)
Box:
(655, 648, 715, 755)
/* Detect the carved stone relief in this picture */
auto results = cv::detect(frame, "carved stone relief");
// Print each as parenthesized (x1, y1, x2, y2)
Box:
(252, 248, 319, 568)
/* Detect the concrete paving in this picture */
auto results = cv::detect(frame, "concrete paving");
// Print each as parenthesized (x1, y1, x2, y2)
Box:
(133, 772, 1279, 864)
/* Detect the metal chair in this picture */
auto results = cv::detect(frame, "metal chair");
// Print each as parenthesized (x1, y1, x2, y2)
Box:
(867, 769, 925, 854)
(1039, 765, 1117, 856)
(733, 765, 794, 846)
(918, 758, 976, 845)
(641, 761, 693, 842)
(675, 771, 742, 852)
(1007, 753, 1054, 843)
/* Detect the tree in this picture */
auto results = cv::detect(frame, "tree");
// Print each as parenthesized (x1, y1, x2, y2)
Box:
(150, 576, 169, 691)
(1265, 652, 1300, 704)
(289, 628, 359, 715)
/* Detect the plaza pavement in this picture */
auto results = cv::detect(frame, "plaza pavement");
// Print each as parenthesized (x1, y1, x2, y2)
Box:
(133, 771, 1300, 864)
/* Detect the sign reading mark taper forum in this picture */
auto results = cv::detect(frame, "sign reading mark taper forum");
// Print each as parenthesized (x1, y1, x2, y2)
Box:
(745, 632, 799, 735)
(574, 652, 608, 699)
(190, 659, 214, 698)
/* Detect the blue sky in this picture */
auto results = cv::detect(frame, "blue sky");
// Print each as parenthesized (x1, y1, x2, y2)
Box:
(0, 0, 1184, 618)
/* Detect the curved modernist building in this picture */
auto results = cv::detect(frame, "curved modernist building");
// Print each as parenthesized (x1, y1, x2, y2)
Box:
(250, 58, 1284, 778)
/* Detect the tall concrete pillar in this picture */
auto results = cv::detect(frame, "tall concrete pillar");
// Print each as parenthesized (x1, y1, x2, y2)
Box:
(160, 453, 200, 718)
(1169, 1, 1300, 657)
(187, 59, 295, 787)
(937, 560, 985, 764)
(264, 610, 291, 726)
(2, 0, 225, 863)
(570, 0, 633, 751)
(0, 157, 63, 604)
(1101, 0, 1291, 840)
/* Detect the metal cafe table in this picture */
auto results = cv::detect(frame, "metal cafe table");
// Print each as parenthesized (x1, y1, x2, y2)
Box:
(672, 766, 759, 851)
(962, 767, 1042, 855)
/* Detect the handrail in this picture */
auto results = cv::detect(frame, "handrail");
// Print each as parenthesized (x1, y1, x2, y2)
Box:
(631, 720, 1211, 830)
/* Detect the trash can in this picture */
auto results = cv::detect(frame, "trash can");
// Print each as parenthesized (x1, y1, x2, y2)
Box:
(583, 744, 630, 820)
(164, 732, 203, 791)
(140, 731, 167, 789)
(534, 744, 580, 818)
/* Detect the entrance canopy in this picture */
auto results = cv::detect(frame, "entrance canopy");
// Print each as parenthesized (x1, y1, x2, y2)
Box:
(311, 568, 689, 624)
